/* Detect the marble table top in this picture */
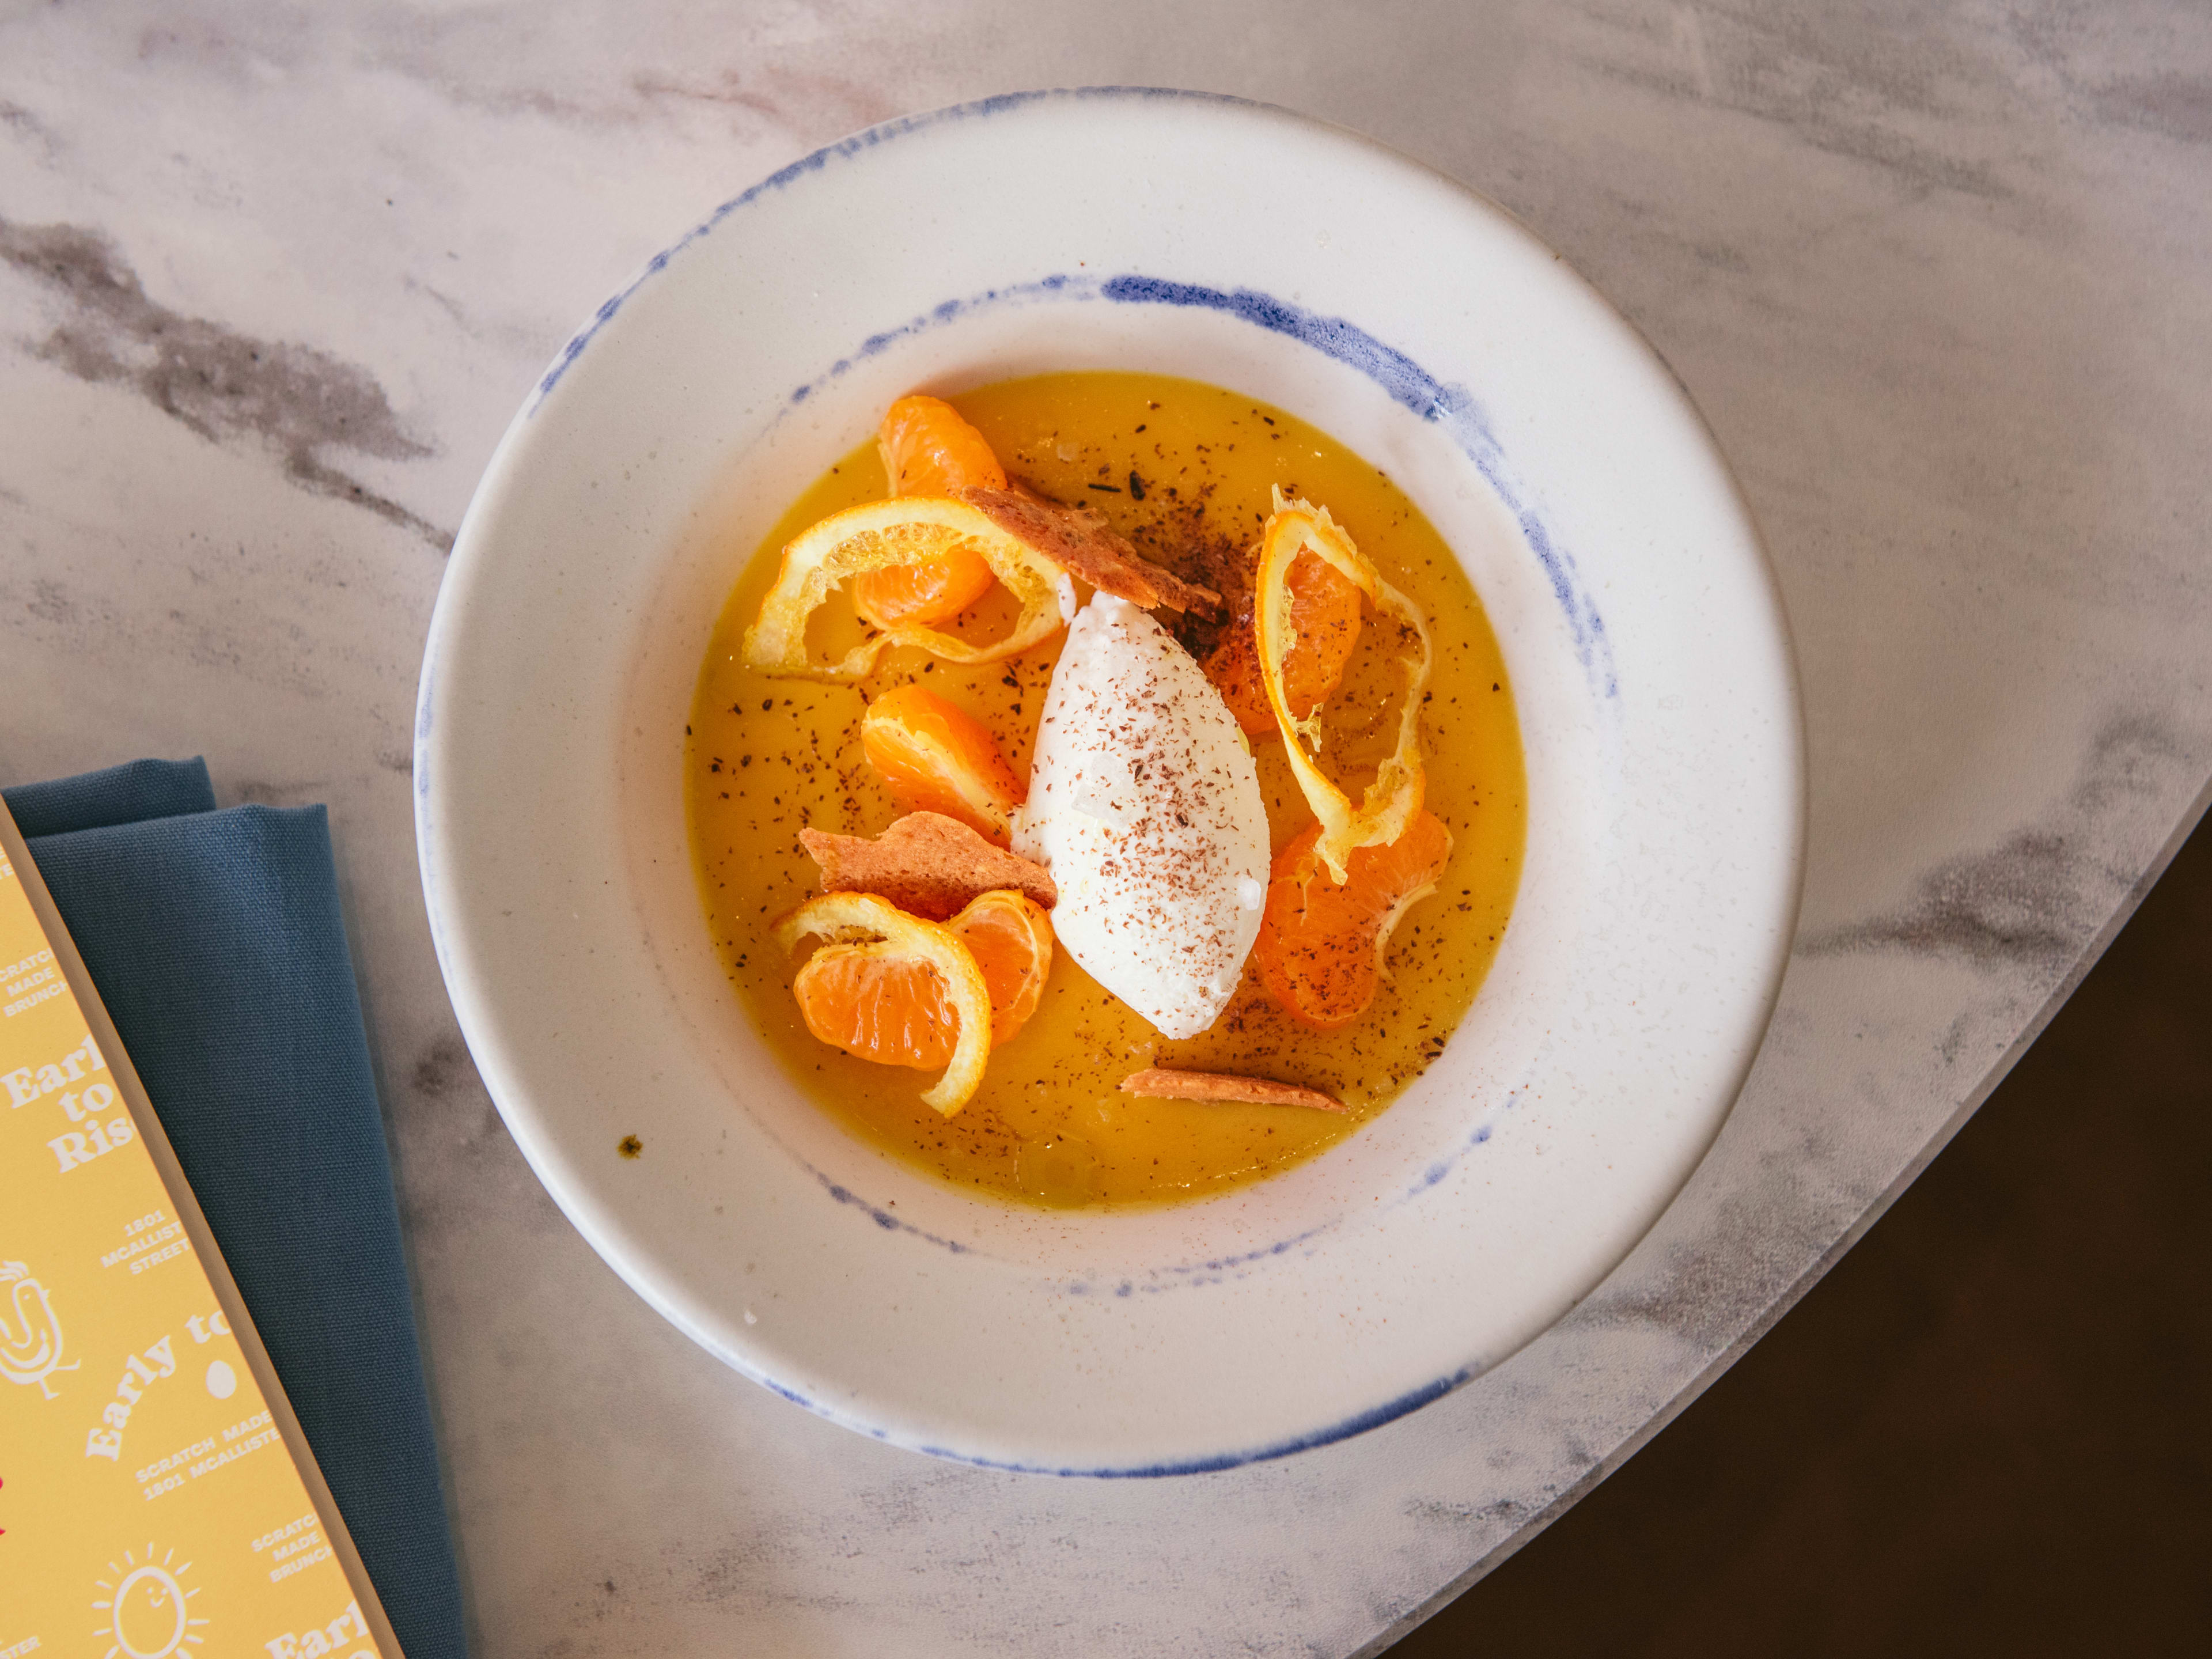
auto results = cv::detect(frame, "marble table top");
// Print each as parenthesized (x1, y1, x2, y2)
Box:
(6, 3, 2209, 1653)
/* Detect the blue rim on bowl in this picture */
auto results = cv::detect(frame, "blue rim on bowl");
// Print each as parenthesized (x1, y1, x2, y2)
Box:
(416, 88, 1804, 1474)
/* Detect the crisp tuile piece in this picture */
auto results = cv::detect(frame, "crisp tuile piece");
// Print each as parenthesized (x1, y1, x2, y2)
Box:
(1119, 1066, 1345, 1112)
(964, 484, 1221, 615)
(800, 811, 1056, 921)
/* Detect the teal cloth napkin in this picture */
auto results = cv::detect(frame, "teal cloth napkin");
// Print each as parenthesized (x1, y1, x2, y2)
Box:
(3, 757, 465, 1659)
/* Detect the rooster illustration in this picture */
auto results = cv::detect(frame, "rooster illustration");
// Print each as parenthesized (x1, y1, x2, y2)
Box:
(1, 1259, 76, 1399)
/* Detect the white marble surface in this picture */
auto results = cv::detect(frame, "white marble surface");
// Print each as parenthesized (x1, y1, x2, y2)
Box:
(4, 2, 2209, 1653)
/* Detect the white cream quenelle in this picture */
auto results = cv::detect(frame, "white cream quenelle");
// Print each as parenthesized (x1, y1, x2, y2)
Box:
(1012, 593, 1271, 1039)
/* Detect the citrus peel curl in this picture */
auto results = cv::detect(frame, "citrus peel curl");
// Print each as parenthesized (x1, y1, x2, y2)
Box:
(742, 496, 1071, 679)
(1254, 488, 1434, 880)
(771, 891, 993, 1114)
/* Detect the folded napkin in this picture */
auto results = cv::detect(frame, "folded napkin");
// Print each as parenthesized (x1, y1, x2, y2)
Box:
(3, 757, 465, 1659)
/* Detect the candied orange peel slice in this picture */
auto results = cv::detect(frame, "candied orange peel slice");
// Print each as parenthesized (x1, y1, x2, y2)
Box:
(771, 891, 993, 1114)
(1254, 488, 1434, 880)
(742, 496, 1072, 679)
(1204, 540, 1363, 736)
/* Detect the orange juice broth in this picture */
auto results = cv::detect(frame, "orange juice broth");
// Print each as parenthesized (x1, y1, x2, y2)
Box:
(687, 372, 1525, 1209)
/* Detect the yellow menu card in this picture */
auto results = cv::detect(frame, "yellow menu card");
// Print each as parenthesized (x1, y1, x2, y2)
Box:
(0, 802, 403, 1658)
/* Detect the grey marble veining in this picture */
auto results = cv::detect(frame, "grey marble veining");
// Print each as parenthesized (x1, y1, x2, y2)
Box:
(5, 3, 2210, 1653)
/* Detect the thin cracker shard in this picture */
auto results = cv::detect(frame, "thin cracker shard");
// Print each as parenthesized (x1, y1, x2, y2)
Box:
(801, 811, 1057, 922)
(1119, 1066, 1345, 1112)
(964, 484, 1221, 615)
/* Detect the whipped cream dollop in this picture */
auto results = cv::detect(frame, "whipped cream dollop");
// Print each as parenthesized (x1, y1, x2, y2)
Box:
(1013, 593, 1270, 1039)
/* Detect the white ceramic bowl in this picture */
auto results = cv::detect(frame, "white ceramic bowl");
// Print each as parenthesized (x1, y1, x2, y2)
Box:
(416, 89, 1803, 1474)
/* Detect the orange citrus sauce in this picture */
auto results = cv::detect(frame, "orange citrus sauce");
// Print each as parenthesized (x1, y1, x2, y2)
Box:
(687, 372, 1525, 1208)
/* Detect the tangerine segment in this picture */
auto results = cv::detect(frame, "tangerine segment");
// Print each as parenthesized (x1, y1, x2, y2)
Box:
(1205, 547, 1364, 736)
(1255, 809, 1453, 1031)
(774, 892, 992, 1113)
(743, 496, 1070, 679)
(787, 890, 1051, 1076)
(793, 942, 951, 1070)
(854, 396, 1008, 630)
(859, 685, 1026, 844)
(948, 889, 1053, 1044)
(879, 393, 1009, 497)
(1255, 489, 1433, 880)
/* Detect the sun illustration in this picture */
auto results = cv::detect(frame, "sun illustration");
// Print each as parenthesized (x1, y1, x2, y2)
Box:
(91, 1543, 209, 1659)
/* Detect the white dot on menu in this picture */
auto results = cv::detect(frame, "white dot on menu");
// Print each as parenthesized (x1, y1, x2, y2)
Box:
(205, 1359, 237, 1399)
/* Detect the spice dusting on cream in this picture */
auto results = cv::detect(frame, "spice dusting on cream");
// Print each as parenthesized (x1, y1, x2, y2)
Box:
(1014, 593, 1268, 1039)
